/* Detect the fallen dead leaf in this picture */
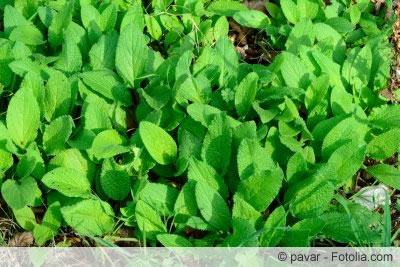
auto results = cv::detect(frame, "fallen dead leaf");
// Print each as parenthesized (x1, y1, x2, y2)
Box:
(243, 0, 268, 12)
(9, 232, 34, 247)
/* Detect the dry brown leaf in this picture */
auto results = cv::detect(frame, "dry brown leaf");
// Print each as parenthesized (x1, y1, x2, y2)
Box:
(229, 20, 248, 45)
(243, 0, 268, 12)
(9, 232, 34, 247)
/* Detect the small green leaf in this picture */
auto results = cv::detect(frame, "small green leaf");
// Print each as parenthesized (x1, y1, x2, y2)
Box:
(260, 206, 286, 246)
(235, 72, 259, 117)
(367, 129, 400, 160)
(232, 10, 270, 29)
(44, 71, 71, 121)
(157, 234, 192, 247)
(48, 0, 75, 47)
(43, 116, 74, 155)
(367, 164, 400, 190)
(33, 202, 62, 246)
(145, 15, 162, 41)
(280, 0, 299, 24)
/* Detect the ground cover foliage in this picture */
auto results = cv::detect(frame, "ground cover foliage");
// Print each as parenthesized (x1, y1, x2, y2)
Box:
(0, 0, 399, 247)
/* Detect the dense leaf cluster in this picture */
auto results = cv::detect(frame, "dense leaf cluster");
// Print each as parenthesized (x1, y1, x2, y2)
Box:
(0, 0, 397, 247)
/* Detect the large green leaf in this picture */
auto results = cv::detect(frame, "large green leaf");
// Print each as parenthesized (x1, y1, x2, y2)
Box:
(195, 181, 231, 231)
(139, 121, 177, 165)
(61, 199, 115, 236)
(42, 167, 92, 198)
(201, 113, 232, 175)
(116, 22, 148, 87)
(1, 177, 39, 210)
(236, 168, 283, 212)
(6, 87, 40, 149)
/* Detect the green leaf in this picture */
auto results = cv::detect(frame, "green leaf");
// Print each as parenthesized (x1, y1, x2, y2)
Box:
(280, 0, 299, 24)
(90, 129, 130, 159)
(367, 164, 400, 190)
(141, 85, 171, 110)
(260, 206, 286, 246)
(369, 105, 400, 130)
(237, 138, 275, 180)
(313, 23, 346, 64)
(232, 10, 270, 29)
(48, 0, 75, 47)
(61, 199, 115, 236)
(139, 121, 177, 165)
(100, 170, 131, 201)
(16, 153, 36, 179)
(280, 52, 308, 88)
(207, 1, 248, 17)
(280, 218, 325, 246)
(215, 35, 239, 88)
(174, 181, 198, 222)
(89, 31, 118, 70)
(285, 18, 315, 55)
(157, 234, 192, 247)
(13, 206, 36, 231)
(224, 218, 258, 246)
(188, 158, 228, 199)
(82, 93, 112, 133)
(236, 169, 283, 211)
(100, 2, 117, 32)
(54, 38, 82, 74)
(80, 70, 132, 106)
(48, 149, 96, 184)
(320, 202, 381, 244)
(9, 25, 45, 45)
(201, 113, 232, 175)
(287, 164, 337, 218)
(297, 0, 318, 20)
(42, 167, 92, 198)
(138, 182, 179, 215)
(116, 22, 148, 87)
(325, 17, 353, 33)
(43, 116, 74, 155)
(367, 129, 400, 160)
(145, 15, 162, 41)
(195, 181, 231, 231)
(6, 87, 40, 149)
(120, 3, 144, 32)
(44, 71, 71, 121)
(235, 72, 259, 117)
(328, 140, 367, 185)
(33, 202, 62, 246)
(135, 200, 166, 239)
(322, 116, 369, 159)
(232, 195, 262, 226)
(342, 44, 372, 89)
(1, 177, 39, 210)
